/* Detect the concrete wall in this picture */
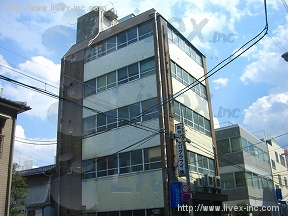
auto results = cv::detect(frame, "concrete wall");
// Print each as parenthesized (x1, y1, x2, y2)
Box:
(0, 118, 13, 216)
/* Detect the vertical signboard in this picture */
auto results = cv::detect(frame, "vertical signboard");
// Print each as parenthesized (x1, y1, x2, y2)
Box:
(170, 182, 183, 208)
(175, 123, 186, 176)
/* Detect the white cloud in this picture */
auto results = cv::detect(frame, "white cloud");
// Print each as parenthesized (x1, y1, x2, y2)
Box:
(212, 77, 228, 89)
(14, 125, 56, 167)
(243, 92, 288, 145)
(240, 15, 288, 92)
(0, 55, 60, 120)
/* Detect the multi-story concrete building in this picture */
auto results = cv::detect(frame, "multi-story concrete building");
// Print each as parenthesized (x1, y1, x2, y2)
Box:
(266, 139, 288, 200)
(215, 124, 279, 215)
(56, 7, 226, 216)
(0, 96, 30, 216)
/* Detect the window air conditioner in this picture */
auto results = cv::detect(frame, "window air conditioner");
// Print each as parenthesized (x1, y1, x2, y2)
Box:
(214, 176, 221, 189)
(196, 176, 204, 188)
(204, 174, 214, 188)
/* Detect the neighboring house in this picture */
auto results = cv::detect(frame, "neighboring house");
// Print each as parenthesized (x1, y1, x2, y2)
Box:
(266, 139, 288, 199)
(21, 164, 56, 216)
(56, 7, 226, 216)
(215, 124, 279, 216)
(0, 96, 30, 216)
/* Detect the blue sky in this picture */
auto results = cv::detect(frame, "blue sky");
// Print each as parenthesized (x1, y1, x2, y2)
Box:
(0, 0, 287, 167)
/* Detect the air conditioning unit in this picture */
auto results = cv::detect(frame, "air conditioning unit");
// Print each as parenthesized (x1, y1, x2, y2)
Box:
(195, 177, 204, 188)
(214, 176, 221, 189)
(204, 174, 214, 188)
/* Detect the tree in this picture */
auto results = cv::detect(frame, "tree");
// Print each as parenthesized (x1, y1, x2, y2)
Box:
(10, 163, 28, 216)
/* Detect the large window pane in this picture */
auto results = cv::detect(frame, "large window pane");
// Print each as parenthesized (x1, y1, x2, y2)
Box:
(221, 173, 235, 189)
(138, 21, 153, 40)
(131, 150, 143, 172)
(142, 98, 158, 121)
(235, 172, 246, 187)
(144, 147, 161, 170)
(117, 31, 127, 49)
(253, 173, 260, 189)
(118, 106, 129, 126)
(106, 109, 117, 130)
(97, 75, 106, 92)
(231, 137, 242, 152)
(173, 101, 180, 122)
(97, 113, 106, 132)
(119, 152, 130, 174)
(82, 159, 95, 179)
(204, 118, 211, 136)
(82, 116, 95, 136)
(129, 103, 141, 120)
(84, 79, 96, 97)
(106, 36, 116, 54)
(171, 61, 176, 78)
(198, 155, 203, 174)
(107, 71, 116, 89)
(97, 157, 107, 177)
(108, 154, 118, 175)
(246, 172, 253, 187)
(128, 63, 139, 81)
(217, 139, 230, 154)
(188, 152, 197, 172)
(118, 67, 128, 85)
(98, 42, 106, 57)
(140, 57, 155, 78)
(241, 137, 249, 153)
(127, 27, 137, 44)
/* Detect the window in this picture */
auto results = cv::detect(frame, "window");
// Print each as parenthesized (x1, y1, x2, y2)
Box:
(106, 36, 116, 54)
(235, 172, 246, 187)
(252, 173, 260, 189)
(108, 154, 118, 175)
(117, 31, 127, 49)
(97, 74, 106, 92)
(231, 137, 241, 152)
(119, 152, 131, 174)
(170, 61, 207, 99)
(118, 66, 128, 85)
(188, 152, 197, 172)
(84, 58, 156, 98)
(275, 152, 279, 163)
(82, 116, 95, 136)
(241, 137, 249, 153)
(97, 113, 106, 132)
(217, 139, 230, 154)
(128, 63, 139, 81)
(280, 155, 286, 167)
(246, 172, 253, 187)
(278, 174, 282, 186)
(142, 98, 158, 121)
(83, 79, 96, 97)
(82, 159, 95, 179)
(97, 156, 107, 177)
(221, 173, 235, 189)
(140, 57, 155, 77)
(271, 159, 276, 169)
(138, 21, 153, 40)
(144, 147, 161, 170)
(284, 177, 288, 188)
(173, 100, 211, 136)
(107, 71, 116, 89)
(131, 150, 143, 172)
(127, 26, 137, 44)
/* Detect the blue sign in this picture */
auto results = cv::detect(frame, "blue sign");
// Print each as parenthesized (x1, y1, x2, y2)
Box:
(276, 188, 283, 200)
(170, 182, 183, 208)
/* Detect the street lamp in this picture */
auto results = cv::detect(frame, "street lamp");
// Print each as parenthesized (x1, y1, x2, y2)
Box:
(282, 52, 288, 62)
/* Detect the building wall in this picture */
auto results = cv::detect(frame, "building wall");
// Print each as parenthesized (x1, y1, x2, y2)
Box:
(267, 140, 288, 198)
(0, 118, 14, 216)
(82, 170, 163, 212)
(216, 125, 277, 209)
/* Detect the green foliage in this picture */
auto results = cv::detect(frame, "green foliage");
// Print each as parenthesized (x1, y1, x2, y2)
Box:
(10, 163, 28, 216)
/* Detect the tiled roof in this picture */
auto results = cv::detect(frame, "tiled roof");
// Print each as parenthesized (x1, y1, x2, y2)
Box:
(21, 164, 56, 176)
